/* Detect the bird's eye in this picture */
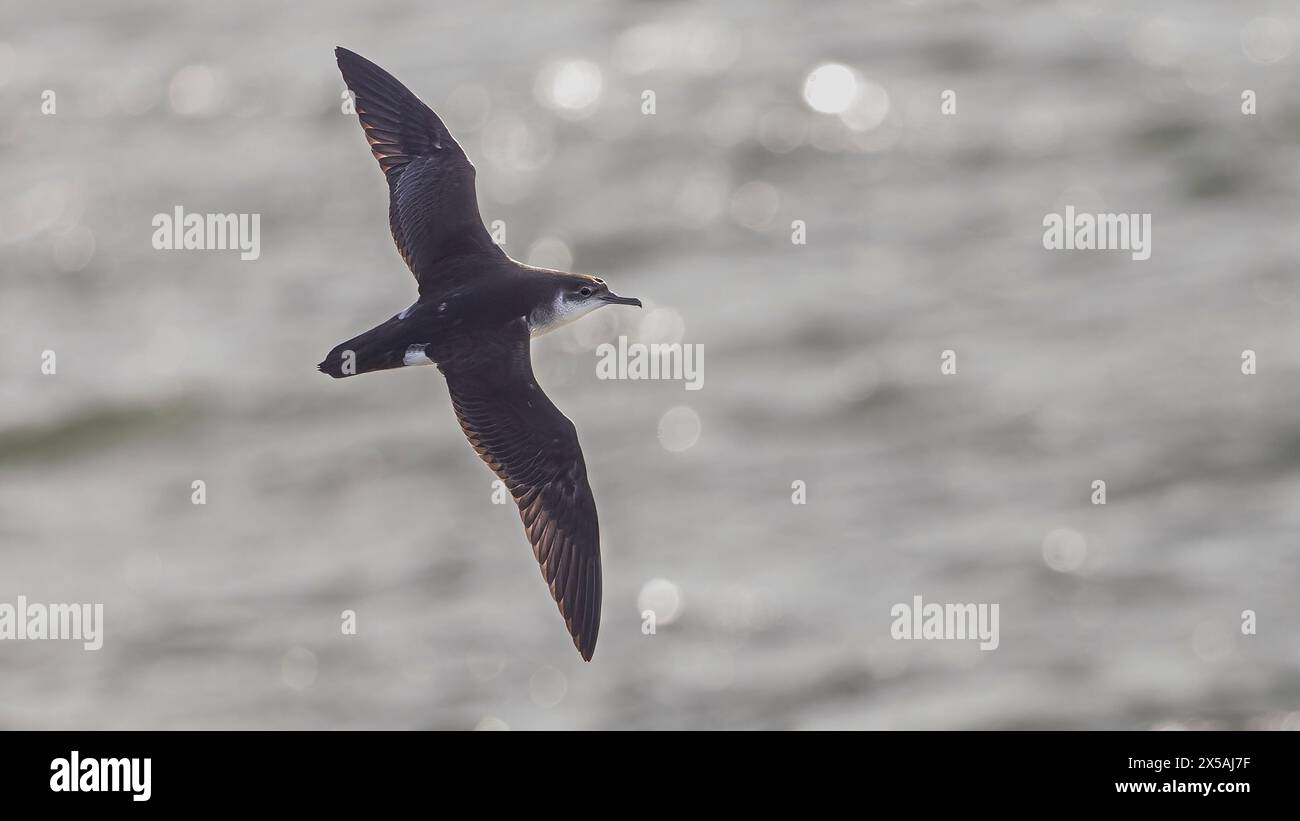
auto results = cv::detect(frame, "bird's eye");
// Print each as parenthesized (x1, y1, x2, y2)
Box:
(579, 287, 592, 297)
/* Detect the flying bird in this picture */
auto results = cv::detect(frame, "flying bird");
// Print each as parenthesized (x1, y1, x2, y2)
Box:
(321, 47, 641, 661)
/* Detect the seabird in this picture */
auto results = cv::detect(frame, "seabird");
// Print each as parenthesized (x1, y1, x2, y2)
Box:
(320, 47, 641, 661)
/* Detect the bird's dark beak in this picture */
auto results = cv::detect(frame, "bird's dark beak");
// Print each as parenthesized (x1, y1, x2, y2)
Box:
(602, 292, 642, 307)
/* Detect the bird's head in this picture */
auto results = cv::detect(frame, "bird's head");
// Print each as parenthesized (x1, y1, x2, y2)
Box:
(565, 274, 642, 309)
(533, 273, 641, 336)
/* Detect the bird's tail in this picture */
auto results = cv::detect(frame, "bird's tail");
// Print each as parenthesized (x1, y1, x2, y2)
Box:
(318, 315, 416, 378)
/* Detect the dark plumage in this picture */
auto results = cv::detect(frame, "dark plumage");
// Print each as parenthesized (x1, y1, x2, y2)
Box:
(321, 48, 640, 661)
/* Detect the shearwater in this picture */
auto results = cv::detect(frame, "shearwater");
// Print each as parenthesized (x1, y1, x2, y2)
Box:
(319, 48, 642, 661)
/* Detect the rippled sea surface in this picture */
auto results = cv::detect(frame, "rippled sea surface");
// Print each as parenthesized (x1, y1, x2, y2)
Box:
(2, 0, 1299, 729)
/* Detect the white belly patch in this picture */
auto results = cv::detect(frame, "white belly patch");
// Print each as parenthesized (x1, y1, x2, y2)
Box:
(403, 344, 432, 366)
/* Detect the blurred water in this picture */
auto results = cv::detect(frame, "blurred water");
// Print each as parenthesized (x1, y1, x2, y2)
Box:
(1, 0, 1299, 729)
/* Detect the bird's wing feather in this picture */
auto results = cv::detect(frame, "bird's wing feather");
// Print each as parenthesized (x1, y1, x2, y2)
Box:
(434, 319, 602, 660)
(335, 47, 502, 295)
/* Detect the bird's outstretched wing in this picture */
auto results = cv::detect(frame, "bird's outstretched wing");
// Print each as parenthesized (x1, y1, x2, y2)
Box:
(434, 319, 602, 660)
(335, 47, 502, 295)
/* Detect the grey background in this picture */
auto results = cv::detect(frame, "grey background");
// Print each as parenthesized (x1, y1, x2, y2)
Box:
(1, 0, 1298, 729)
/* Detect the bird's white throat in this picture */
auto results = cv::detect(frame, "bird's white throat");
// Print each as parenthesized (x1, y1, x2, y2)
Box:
(530, 293, 601, 337)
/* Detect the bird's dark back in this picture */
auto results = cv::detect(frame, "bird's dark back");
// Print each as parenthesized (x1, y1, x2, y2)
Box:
(423, 254, 557, 329)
